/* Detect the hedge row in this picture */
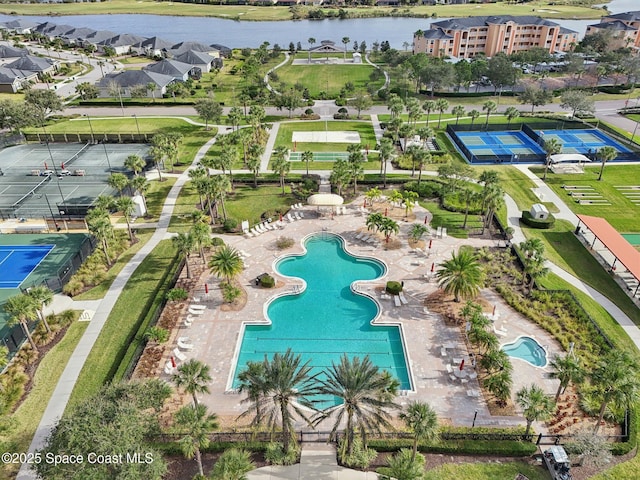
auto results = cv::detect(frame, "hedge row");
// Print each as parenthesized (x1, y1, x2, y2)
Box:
(367, 438, 537, 456)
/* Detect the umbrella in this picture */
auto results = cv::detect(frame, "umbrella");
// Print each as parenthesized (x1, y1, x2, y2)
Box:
(385, 208, 388, 216)
(459, 358, 465, 370)
(424, 216, 428, 224)
(279, 214, 283, 222)
(204, 283, 209, 294)
(492, 305, 496, 316)
(428, 239, 432, 249)
(171, 356, 176, 368)
(430, 262, 435, 273)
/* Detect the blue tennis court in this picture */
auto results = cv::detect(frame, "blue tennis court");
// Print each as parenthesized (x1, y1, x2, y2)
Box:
(454, 130, 545, 158)
(0, 245, 54, 289)
(537, 129, 632, 155)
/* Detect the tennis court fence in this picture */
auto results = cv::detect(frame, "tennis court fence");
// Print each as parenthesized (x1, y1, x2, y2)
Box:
(24, 132, 151, 144)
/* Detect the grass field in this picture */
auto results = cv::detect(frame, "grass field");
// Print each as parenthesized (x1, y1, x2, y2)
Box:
(274, 62, 382, 97)
(29, 117, 205, 136)
(423, 461, 550, 480)
(536, 164, 640, 232)
(419, 200, 483, 239)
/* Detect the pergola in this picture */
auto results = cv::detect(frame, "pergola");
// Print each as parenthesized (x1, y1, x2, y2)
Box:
(307, 193, 343, 216)
(576, 214, 640, 296)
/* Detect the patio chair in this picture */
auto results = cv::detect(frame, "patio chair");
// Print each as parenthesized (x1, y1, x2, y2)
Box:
(173, 348, 187, 362)
(394, 295, 402, 307)
(355, 232, 364, 240)
(294, 211, 302, 220)
(178, 337, 194, 350)
(189, 304, 206, 310)
(399, 292, 409, 305)
(442, 227, 448, 238)
(446, 364, 453, 373)
(440, 347, 448, 357)
(298, 211, 305, 218)
(243, 229, 253, 238)
(164, 361, 176, 375)
(286, 213, 296, 222)
(184, 315, 195, 327)
(188, 307, 205, 315)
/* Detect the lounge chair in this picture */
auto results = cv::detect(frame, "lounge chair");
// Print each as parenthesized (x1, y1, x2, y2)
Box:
(399, 292, 409, 305)
(442, 227, 448, 238)
(394, 295, 402, 307)
(189, 304, 206, 310)
(173, 348, 187, 362)
(440, 347, 448, 357)
(361, 235, 371, 242)
(468, 371, 478, 380)
(164, 361, 176, 375)
(366, 236, 378, 244)
(298, 211, 305, 218)
(250, 227, 260, 235)
(436, 226, 442, 238)
(355, 232, 364, 240)
(243, 229, 253, 238)
(286, 213, 296, 222)
(446, 364, 453, 373)
(188, 308, 205, 315)
(184, 316, 195, 326)
(294, 211, 302, 220)
(178, 337, 194, 350)
(493, 325, 508, 337)
(467, 389, 480, 398)
(240, 250, 251, 258)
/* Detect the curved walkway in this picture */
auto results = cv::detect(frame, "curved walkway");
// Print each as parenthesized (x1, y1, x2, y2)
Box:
(17, 134, 219, 480)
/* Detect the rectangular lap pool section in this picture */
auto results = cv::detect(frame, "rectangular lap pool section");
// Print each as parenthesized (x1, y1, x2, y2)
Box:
(0, 245, 54, 289)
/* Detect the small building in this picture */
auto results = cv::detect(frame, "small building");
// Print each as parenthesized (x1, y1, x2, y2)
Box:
(530, 203, 549, 220)
(352, 52, 362, 63)
(0, 67, 38, 93)
(144, 59, 196, 82)
(132, 36, 174, 58)
(97, 70, 175, 98)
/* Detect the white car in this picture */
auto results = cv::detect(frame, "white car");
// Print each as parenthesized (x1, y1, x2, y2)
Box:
(59, 169, 72, 176)
(40, 170, 54, 176)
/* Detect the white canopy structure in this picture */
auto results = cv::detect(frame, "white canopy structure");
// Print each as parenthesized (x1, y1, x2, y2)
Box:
(306, 193, 344, 206)
(550, 153, 592, 163)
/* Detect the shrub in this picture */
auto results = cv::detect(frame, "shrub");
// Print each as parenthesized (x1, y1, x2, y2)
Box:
(223, 218, 238, 233)
(404, 179, 443, 199)
(304, 108, 314, 115)
(338, 438, 377, 469)
(276, 236, 295, 250)
(377, 449, 425, 480)
(144, 326, 169, 344)
(222, 282, 242, 303)
(259, 274, 276, 288)
(520, 210, 556, 229)
(265, 442, 299, 466)
(211, 237, 225, 247)
(386, 281, 402, 295)
(210, 448, 255, 480)
(63, 277, 84, 296)
(166, 288, 189, 302)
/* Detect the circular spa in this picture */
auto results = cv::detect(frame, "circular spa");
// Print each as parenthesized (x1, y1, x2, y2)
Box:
(231, 233, 411, 397)
(502, 336, 548, 368)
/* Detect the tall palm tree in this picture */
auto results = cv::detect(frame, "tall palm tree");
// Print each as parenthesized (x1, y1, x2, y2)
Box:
(436, 250, 483, 302)
(172, 359, 212, 407)
(26, 285, 54, 333)
(435, 98, 449, 128)
(124, 154, 145, 177)
(86, 208, 113, 264)
(469, 109, 480, 127)
(129, 175, 150, 211)
(549, 354, 585, 402)
(516, 384, 555, 436)
(482, 100, 497, 128)
(402, 190, 419, 218)
(478, 347, 512, 377)
(271, 146, 291, 195)
(107, 172, 129, 197)
(190, 221, 210, 259)
(421, 99, 436, 124)
(211, 174, 231, 221)
(596, 145, 617, 181)
(378, 137, 394, 189)
(307, 37, 316, 63)
(209, 245, 244, 284)
(379, 217, 400, 243)
(590, 350, 640, 433)
(483, 369, 513, 407)
(116, 195, 136, 242)
(341, 36, 350, 60)
(301, 150, 314, 176)
(174, 404, 219, 477)
(504, 106, 519, 127)
(4, 293, 39, 351)
(365, 212, 384, 233)
(542, 137, 562, 180)
(399, 401, 438, 461)
(451, 105, 465, 125)
(172, 232, 195, 279)
(315, 354, 399, 458)
(237, 360, 268, 429)
(460, 187, 479, 229)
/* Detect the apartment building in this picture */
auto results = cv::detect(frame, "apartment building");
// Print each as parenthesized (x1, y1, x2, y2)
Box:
(413, 15, 578, 58)
(585, 11, 640, 51)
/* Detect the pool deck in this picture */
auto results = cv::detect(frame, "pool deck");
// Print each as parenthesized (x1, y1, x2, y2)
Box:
(162, 199, 563, 432)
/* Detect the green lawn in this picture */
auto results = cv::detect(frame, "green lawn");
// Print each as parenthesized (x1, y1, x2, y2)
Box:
(28, 117, 205, 136)
(274, 62, 382, 97)
(0, 318, 86, 480)
(142, 177, 178, 221)
(275, 120, 377, 152)
(423, 461, 551, 480)
(419, 200, 482, 239)
(536, 164, 640, 232)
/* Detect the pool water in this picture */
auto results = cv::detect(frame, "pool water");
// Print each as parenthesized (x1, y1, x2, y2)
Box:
(502, 336, 547, 368)
(232, 233, 411, 393)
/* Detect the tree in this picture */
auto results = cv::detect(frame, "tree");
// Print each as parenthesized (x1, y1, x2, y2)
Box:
(247, 142, 263, 188)
(116, 195, 136, 242)
(172, 232, 195, 279)
(108, 172, 129, 196)
(24, 89, 63, 125)
(274, 87, 305, 118)
(271, 145, 290, 194)
(436, 249, 483, 302)
(341, 36, 350, 60)
(486, 53, 519, 97)
(518, 85, 553, 113)
(194, 97, 223, 130)
(125, 154, 145, 177)
(567, 429, 613, 468)
(379, 216, 400, 243)
(596, 145, 618, 181)
(421, 99, 436, 124)
(590, 350, 640, 433)
(86, 207, 113, 264)
(315, 354, 399, 458)
(130, 175, 149, 210)
(211, 174, 231, 221)
(460, 187, 479, 229)
(483, 369, 513, 407)
(542, 137, 563, 180)
(210, 448, 256, 480)
(549, 354, 585, 402)
(209, 245, 244, 284)
(560, 90, 595, 118)
(26, 285, 54, 334)
(174, 404, 219, 478)
(451, 105, 465, 125)
(330, 158, 351, 196)
(75, 82, 99, 100)
(516, 384, 555, 436)
(387, 94, 404, 119)
(409, 223, 428, 243)
(237, 360, 268, 429)
(469, 109, 480, 127)
(399, 401, 438, 461)
(307, 37, 316, 63)
(378, 137, 394, 189)
(350, 92, 372, 119)
(301, 150, 314, 176)
(504, 106, 519, 126)
(482, 100, 497, 128)
(227, 106, 243, 132)
(435, 98, 449, 128)
(366, 212, 384, 233)
(171, 359, 212, 407)
(4, 293, 39, 350)
(405, 97, 422, 126)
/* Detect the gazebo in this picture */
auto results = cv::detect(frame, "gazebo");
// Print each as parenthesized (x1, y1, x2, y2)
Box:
(550, 153, 592, 174)
(306, 193, 344, 217)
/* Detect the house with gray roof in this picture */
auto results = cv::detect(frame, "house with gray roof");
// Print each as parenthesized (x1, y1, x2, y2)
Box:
(585, 10, 640, 51)
(0, 66, 38, 93)
(174, 50, 218, 73)
(0, 19, 39, 35)
(34, 22, 75, 41)
(97, 70, 174, 98)
(167, 41, 219, 58)
(59, 27, 97, 46)
(97, 33, 147, 55)
(144, 59, 196, 82)
(81, 30, 118, 50)
(132, 36, 174, 58)
(210, 43, 232, 58)
(6, 55, 58, 75)
(0, 44, 28, 61)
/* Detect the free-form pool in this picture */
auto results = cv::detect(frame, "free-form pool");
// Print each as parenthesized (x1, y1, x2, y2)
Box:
(502, 336, 547, 368)
(232, 233, 411, 392)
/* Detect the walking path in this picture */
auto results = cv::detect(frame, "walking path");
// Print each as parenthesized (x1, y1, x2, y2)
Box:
(17, 135, 219, 480)
(260, 122, 280, 172)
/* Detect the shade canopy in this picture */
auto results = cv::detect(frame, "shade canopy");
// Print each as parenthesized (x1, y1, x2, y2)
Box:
(550, 153, 592, 163)
(306, 193, 344, 206)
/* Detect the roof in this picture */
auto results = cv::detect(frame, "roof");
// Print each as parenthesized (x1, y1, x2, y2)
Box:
(576, 214, 640, 282)
(60, 27, 97, 41)
(6, 55, 56, 72)
(35, 22, 75, 36)
(589, 20, 637, 31)
(84, 30, 118, 44)
(135, 36, 174, 51)
(307, 193, 344, 206)
(545, 446, 570, 464)
(98, 33, 147, 47)
(0, 66, 36, 84)
(210, 43, 231, 57)
(168, 41, 213, 55)
(550, 153, 592, 163)
(144, 59, 193, 77)
(0, 45, 28, 58)
(99, 70, 175, 89)
(422, 28, 454, 40)
(432, 15, 561, 31)
(606, 11, 640, 22)
(174, 50, 214, 66)
(1, 19, 38, 30)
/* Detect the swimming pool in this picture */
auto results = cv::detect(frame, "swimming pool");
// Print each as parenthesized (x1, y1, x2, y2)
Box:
(502, 336, 547, 368)
(231, 233, 412, 393)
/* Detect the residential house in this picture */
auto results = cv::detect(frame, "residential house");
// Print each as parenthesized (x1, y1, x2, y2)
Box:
(81, 30, 118, 50)
(34, 22, 75, 41)
(585, 11, 640, 51)
(144, 59, 195, 82)
(167, 41, 220, 58)
(97, 70, 174, 98)
(210, 44, 232, 58)
(59, 27, 98, 46)
(0, 67, 38, 93)
(6, 55, 58, 76)
(0, 19, 39, 35)
(174, 50, 218, 73)
(97, 33, 147, 55)
(0, 45, 28, 66)
(413, 15, 578, 58)
(132, 36, 174, 58)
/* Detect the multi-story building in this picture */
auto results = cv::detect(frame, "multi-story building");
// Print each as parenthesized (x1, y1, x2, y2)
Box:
(413, 15, 578, 58)
(585, 11, 640, 51)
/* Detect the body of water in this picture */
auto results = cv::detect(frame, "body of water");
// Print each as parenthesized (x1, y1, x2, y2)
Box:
(0, 0, 634, 49)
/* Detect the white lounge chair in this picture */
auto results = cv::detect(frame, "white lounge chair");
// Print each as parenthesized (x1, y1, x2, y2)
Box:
(243, 229, 253, 238)
(467, 389, 480, 398)
(355, 232, 364, 240)
(399, 292, 409, 305)
(436, 226, 442, 238)
(188, 308, 205, 315)
(286, 213, 296, 222)
(394, 295, 402, 307)
(294, 211, 302, 220)
(442, 227, 448, 238)
(164, 361, 176, 375)
(250, 227, 260, 235)
(446, 364, 453, 373)
(173, 348, 187, 362)
(493, 325, 508, 337)
(189, 304, 206, 310)
(440, 347, 448, 357)
(178, 337, 194, 350)
(184, 316, 194, 327)
(298, 211, 305, 218)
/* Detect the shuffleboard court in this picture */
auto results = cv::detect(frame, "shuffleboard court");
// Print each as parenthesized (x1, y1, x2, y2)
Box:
(0, 245, 54, 289)
(288, 152, 350, 162)
(292, 131, 361, 143)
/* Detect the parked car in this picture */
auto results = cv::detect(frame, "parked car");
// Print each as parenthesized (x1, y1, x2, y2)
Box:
(40, 170, 54, 176)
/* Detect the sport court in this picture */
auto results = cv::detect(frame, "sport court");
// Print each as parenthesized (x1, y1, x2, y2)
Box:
(537, 129, 632, 155)
(291, 131, 361, 143)
(454, 130, 544, 158)
(288, 151, 349, 162)
(0, 245, 54, 289)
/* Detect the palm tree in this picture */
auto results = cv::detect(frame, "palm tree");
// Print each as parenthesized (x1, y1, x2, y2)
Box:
(116, 196, 136, 242)
(549, 354, 585, 402)
(172, 232, 195, 279)
(107, 172, 129, 197)
(408, 223, 428, 243)
(4, 293, 39, 351)
(124, 154, 145, 176)
(435, 98, 449, 128)
(86, 208, 113, 264)
(211, 174, 231, 221)
(460, 187, 479, 229)
(237, 360, 268, 429)
(482, 100, 497, 128)
(542, 138, 562, 180)
(596, 145, 617, 181)
(468, 328, 499, 355)
(483, 369, 513, 407)
(379, 217, 400, 243)
(422, 100, 436, 124)
(26, 285, 54, 333)
(209, 245, 244, 284)
(402, 190, 419, 218)
(301, 150, 313, 176)
(504, 106, 519, 127)
(378, 137, 394, 188)
(172, 359, 212, 406)
(174, 404, 219, 478)
(190, 221, 210, 259)
(436, 249, 483, 302)
(271, 146, 290, 195)
(341, 36, 350, 60)
(210, 448, 256, 480)
(366, 212, 384, 233)
(478, 347, 512, 376)
(590, 350, 640, 433)
(399, 401, 438, 461)
(451, 105, 465, 125)
(307, 37, 316, 63)
(315, 354, 399, 458)
(469, 109, 480, 127)
(129, 175, 150, 211)
(516, 384, 555, 436)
